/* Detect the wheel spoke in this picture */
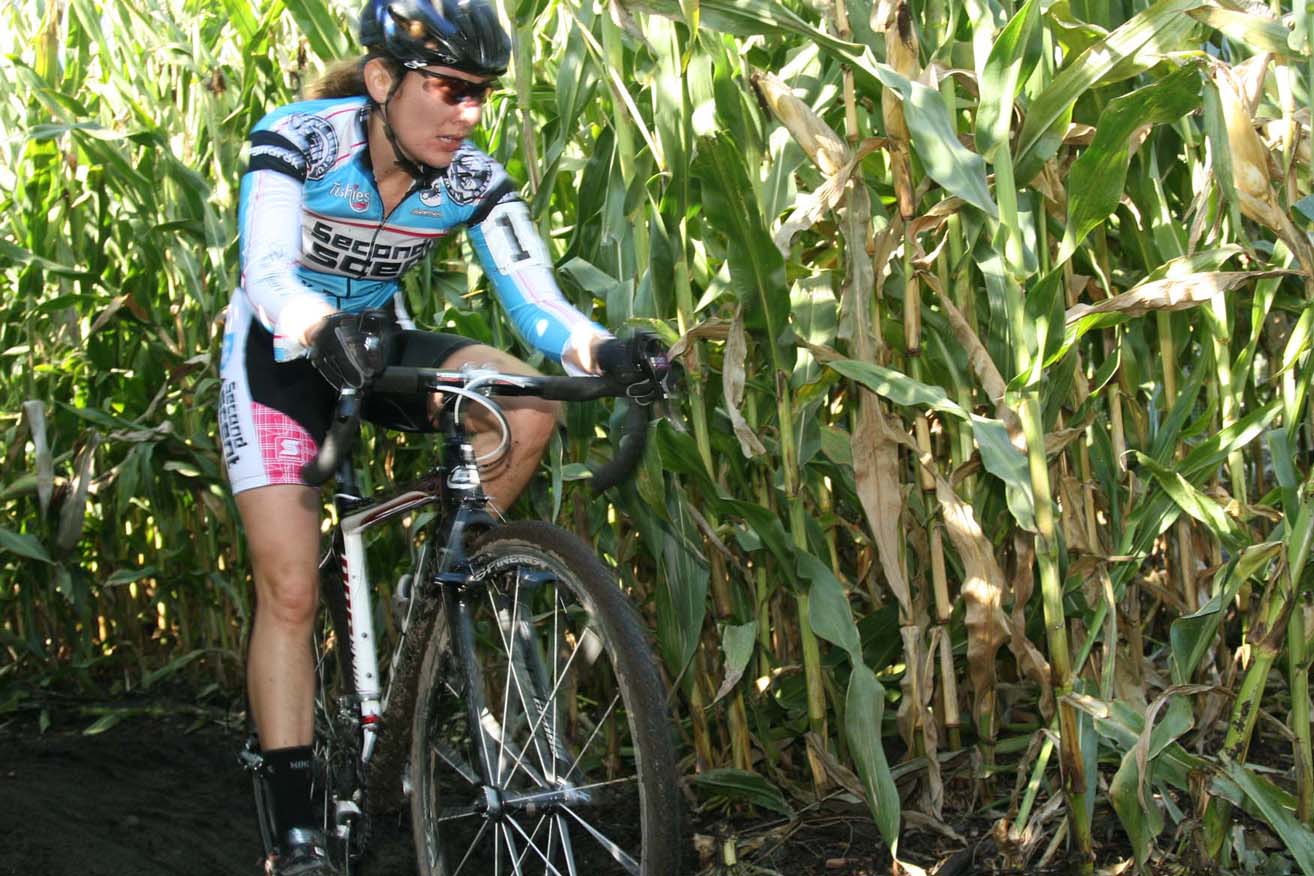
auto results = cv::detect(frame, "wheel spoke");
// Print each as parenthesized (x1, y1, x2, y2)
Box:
(499, 612, 595, 789)
(501, 775, 640, 810)
(416, 532, 673, 876)
(479, 713, 550, 787)
(504, 813, 571, 876)
(487, 579, 553, 785)
(509, 814, 549, 874)
(563, 691, 622, 782)
(555, 814, 578, 876)
(551, 586, 562, 791)
(493, 583, 517, 785)
(437, 805, 482, 823)
(433, 739, 481, 785)
(500, 818, 527, 876)
(560, 805, 641, 876)
(450, 820, 490, 876)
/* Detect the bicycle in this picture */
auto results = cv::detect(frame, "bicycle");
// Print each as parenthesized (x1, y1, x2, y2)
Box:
(238, 350, 683, 876)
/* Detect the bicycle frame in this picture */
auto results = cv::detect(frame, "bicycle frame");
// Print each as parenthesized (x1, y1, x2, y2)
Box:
(321, 384, 503, 834)
(328, 404, 494, 756)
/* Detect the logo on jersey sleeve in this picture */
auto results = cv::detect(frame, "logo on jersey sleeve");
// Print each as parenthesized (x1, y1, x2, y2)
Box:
(281, 114, 339, 180)
(444, 147, 494, 205)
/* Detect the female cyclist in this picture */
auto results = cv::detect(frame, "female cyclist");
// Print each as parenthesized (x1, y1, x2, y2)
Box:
(217, 1, 658, 872)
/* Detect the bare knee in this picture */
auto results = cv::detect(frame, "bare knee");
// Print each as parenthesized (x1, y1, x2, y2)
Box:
(253, 558, 319, 631)
(507, 400, 561, 458)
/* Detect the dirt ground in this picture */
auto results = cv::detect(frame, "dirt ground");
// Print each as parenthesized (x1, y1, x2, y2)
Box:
(0, 698, 901, 876)
(0, 701, 425, 876)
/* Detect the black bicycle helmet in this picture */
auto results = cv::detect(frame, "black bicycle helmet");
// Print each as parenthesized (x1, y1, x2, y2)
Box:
(359, 0, 510, 77)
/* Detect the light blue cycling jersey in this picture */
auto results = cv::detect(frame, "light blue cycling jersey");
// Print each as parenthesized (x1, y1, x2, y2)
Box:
(235, 95, 605, 370)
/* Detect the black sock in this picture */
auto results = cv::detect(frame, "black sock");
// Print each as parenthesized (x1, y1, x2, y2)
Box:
(262, 745, 316, 837)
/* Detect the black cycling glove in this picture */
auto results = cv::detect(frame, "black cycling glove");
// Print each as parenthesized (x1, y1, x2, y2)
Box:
(308, 310, 394, 390)
(595, 332, 678, 403)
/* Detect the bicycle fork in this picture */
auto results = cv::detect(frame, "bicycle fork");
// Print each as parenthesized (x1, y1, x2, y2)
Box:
(448, 572, 589, 822)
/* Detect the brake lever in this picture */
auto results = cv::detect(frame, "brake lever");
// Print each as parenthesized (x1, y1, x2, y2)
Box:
(648, 356, 688, 434)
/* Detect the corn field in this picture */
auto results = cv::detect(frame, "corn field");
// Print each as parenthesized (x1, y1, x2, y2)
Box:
(6, 0, 1314, 871)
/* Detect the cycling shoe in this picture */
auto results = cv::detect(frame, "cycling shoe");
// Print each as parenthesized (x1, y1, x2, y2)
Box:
(265, 827, 340, 876)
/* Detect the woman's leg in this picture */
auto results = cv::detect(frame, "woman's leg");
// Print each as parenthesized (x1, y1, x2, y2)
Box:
(437, 344, 562, 513)
(239, 483, 322, 749)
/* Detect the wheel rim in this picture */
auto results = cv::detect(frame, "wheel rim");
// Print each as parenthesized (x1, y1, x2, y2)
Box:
(416, 546, 649, 876)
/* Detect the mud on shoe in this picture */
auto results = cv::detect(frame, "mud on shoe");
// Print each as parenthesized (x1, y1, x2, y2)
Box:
(265, 827, 340, 876)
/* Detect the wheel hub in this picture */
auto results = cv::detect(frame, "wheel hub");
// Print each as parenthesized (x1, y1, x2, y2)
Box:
(479, 785, 505, 819)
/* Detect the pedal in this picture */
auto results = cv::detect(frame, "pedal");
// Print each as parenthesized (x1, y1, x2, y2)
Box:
(334, 799, 362, 839)
(237, 736, 265, 773)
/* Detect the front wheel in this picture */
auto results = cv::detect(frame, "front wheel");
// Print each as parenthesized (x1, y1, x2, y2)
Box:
(410, 521, 681, 876)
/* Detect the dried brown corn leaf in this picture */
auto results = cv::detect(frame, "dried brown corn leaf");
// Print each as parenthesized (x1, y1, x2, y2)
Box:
(1213, 63, 1275, 205)
(750, 71, 848, 176)
(852, 395, 913, 620)
(1065, 269, 1293, 324)
(724, 310, 768, 458)
(935, 474, 1009, 743)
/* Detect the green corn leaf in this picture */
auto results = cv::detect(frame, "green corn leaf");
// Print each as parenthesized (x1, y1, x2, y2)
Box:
(799, 551, 861, 664)
(976, 0, 1043, 159)
(1188, 6, 1293, 54)
(281, 0, 349, 62)
(1132, 452, 1245, 548)
(1018, 267, 1066, 385)
(692, 768, 794, 815)
(1058, 64, 1202, 265)
(969, 415, 1037, 532)
(83, 712, 126, 735)
(0, 527, 52, 564)
(1109, 693, 1196, 865)
(636, 497, 710, 678)
(141, 648, 207, 690)
(105, 566, 161, 587)
(717, 498, 795, 573)
(691, 133, 789, 349)
(635, 0, 996, 214)
(1222, 757, 1314, 876)
(1014, 0, 1200, 182)
(846, 665, 900, 846)
(712, 621, 759, 703)
(829, 359, 969, 419)
(846, 60, 996, 216)
(0, 238, 91, 278)
(1170, 542, 1281, 683)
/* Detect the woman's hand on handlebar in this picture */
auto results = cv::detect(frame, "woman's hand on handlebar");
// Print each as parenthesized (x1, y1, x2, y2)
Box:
(594, 332, 681, 404)
(308, 309, 396, 390)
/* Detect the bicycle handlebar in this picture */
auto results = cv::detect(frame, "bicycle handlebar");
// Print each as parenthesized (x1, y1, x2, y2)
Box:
(300, 367, 655, 495)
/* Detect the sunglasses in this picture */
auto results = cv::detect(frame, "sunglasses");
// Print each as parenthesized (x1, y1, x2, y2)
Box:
(410, 68, 497, 106)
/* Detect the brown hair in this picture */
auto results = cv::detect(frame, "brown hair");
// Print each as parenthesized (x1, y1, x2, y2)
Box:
(303, 53, 403, 100)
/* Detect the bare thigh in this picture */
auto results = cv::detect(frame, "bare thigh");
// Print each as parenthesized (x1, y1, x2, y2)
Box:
(236, 484, 322, 601)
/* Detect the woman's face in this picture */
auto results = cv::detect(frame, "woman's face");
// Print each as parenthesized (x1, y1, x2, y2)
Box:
(371, 62, 494, 169)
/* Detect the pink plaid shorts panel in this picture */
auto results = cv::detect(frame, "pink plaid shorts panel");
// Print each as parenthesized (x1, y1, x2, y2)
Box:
(252, 402, 320, 485)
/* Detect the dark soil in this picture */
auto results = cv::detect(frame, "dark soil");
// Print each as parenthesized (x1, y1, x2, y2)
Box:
(0, 701, 417, 876)
(0, 696, 1039, 876)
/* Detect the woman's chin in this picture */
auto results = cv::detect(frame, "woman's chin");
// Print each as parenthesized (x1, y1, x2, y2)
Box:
(417, 147, 459, 169)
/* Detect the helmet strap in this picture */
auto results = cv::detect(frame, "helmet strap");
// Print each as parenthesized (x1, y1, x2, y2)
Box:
(374, 72, 438, 184)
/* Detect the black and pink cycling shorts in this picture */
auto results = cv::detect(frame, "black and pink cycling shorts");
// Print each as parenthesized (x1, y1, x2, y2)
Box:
(217, 299, 476, 494)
